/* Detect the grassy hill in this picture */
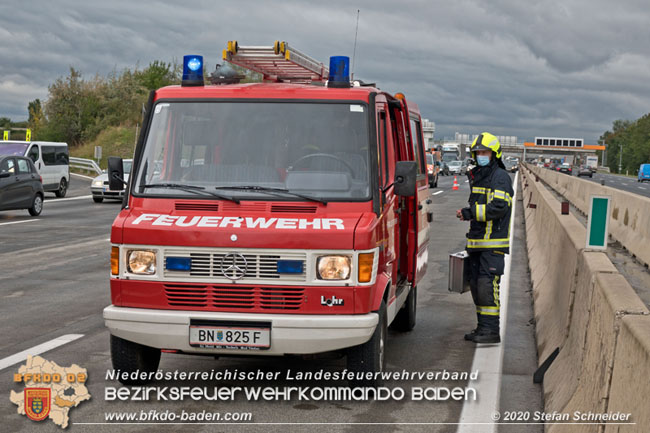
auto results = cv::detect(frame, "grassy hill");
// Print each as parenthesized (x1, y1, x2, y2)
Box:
(71, 125, 138, 169)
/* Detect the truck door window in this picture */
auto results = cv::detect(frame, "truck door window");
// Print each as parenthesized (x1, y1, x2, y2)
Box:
(409, 119, 424, 174)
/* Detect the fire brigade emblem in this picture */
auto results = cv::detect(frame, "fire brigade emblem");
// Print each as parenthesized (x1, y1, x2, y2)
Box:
(24, 388, 51, 421)
(221, 253, 248, 280)
(217, 330, 223, 341)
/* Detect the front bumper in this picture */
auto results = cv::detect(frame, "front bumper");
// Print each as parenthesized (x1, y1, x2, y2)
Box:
(91, 187, 125, 199)
(104, 305, 378, 355)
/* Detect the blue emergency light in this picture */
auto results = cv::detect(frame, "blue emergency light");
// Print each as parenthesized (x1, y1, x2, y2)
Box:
(277, 260, 304, 274)
(166, 257, 192, 271)
(182, 55, 204, 87)
(327, 56, 350, 88)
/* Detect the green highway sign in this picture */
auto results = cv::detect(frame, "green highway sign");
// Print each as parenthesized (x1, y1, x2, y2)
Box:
(586, 195, 611, 250)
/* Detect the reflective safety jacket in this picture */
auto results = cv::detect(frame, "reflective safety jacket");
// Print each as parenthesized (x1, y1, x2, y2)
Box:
(465, 159, 514, 253)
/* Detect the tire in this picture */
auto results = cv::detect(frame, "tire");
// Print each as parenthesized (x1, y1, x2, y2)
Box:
(391, 286, 417, 332)
(93, 196, 104, 203)
(347, 300, 387, 386)
(54, 178, 67, 198)
(110, 335, 161, 385)
(28, 193, 43, 216)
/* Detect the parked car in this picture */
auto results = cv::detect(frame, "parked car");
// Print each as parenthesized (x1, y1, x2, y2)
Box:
(638, 163, 650, 182)
(447, 160, 465, 175)
(91, 159, 132, 203)
(577, 165, 593, 178)
(558, 163, 573, 175)
(0, 155, 44, 216)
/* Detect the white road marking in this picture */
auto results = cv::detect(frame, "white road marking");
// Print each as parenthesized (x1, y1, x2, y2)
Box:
(0, 219, 39, 226)
(639, 186, 647, 190)
(0, 334, 84, 371)
(71, 173, 95, 180)
(456, 171, 518, 433)
(464, 180, 469, 183)
(433, 191, 444, 195)
(45, 194, 93, 203)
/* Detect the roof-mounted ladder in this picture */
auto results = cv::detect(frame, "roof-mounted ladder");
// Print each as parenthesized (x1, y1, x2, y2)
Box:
(222, 40, 329, 83)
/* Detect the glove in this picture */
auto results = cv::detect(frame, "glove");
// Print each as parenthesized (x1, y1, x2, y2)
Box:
(461, 207, 472, 221)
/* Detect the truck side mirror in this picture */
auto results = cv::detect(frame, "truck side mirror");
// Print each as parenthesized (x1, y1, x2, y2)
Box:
(394, 161, 417, 197)
(108, 157, 125, 191)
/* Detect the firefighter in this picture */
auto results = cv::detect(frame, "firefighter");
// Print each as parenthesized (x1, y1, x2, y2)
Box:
(456, 133, 513, 344)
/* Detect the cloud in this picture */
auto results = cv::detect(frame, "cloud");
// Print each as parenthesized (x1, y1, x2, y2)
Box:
(1, 0, 649, 143)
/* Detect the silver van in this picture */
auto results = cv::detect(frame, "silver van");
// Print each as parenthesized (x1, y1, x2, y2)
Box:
(0, 141, 70, 197)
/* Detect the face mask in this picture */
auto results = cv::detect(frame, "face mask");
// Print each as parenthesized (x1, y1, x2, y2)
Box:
(477, 155, 490, 166)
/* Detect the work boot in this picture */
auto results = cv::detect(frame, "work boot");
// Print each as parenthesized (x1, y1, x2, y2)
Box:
(464, 328, 478, 341)
(471, 330, 501, 344)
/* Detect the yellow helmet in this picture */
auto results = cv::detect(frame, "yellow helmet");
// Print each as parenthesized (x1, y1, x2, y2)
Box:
(471, 132, 502, 159)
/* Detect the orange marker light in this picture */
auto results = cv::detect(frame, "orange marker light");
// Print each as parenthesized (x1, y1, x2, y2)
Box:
(358, 252, 375, 283)
(111, 247, 119, 276)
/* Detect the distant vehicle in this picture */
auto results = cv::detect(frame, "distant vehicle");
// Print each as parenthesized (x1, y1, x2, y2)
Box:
(426, 153, 438, 188)
(638, 163, 650, 182)
(586, 155, 598, 172)
(577, 165, 593, 178)
(504, 160, 518, 173)
(558, 163, 572, 175)
(447, 160, 465, 175)
(0, 140, 70, 197)
(91, 159, 133, 202)
(0, 155, 44, 216)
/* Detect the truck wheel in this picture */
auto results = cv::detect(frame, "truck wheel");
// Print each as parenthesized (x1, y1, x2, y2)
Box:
(110, 335, 161, 385)
(28, 193, 43, 216)
(347, 300, 386, 386)
(93, 196, 104, 203)
(54, 178, 67, 198)
(391, 286, 417, 332)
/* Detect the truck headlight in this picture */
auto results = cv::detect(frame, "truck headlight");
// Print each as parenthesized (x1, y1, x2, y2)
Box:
(317, 255, 351, 280)
(127, 250, 156, 274)
(92, 180, 103, 187)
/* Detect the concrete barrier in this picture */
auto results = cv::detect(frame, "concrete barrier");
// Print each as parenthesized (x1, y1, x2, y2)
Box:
(605, 315, 650, 432)
(520, 164, 650, 432)
(527, 164, 650, 267)
(543, 252, 618, 414)
(522, 167, 585, 362)
(548, 273, 648, 433)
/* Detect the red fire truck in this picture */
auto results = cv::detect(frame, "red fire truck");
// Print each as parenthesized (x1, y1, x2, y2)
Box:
(104, 41, 431, 385)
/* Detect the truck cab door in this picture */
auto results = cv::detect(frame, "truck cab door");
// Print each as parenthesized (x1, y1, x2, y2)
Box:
(392, 104, 430, 285)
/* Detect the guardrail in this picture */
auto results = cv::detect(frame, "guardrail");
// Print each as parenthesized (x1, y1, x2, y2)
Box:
(69, 157, 102, 175)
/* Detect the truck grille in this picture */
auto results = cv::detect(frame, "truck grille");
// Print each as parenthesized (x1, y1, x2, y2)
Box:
(163, 248, 306, 283)
(163, 284, 304, 310)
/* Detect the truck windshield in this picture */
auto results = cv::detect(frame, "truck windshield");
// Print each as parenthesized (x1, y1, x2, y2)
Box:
(0, 142, 29, 156)
(442, 153, 458, 162)
(134, 101, 370, 201)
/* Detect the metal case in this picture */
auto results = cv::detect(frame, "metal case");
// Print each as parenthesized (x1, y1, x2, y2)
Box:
(448, 251, 471, 293)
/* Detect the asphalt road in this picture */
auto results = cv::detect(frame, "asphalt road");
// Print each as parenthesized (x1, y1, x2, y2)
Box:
(0, 173, 542, 432)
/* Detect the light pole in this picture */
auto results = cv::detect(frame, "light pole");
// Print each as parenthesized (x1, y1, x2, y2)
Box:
(619, 144, 623, 173)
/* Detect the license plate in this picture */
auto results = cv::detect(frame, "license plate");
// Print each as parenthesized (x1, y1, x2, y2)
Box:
(189, 321, 271, 350)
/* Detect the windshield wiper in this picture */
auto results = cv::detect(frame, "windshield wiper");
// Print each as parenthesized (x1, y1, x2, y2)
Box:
(214, 185, 327, 205)
(142, 183, 240, 204)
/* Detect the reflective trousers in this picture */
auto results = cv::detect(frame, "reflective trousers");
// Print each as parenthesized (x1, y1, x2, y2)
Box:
(468, 251, 505, 333)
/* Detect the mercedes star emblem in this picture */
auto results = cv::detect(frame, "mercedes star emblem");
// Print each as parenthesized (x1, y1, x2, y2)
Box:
(221, 253, 248, 280)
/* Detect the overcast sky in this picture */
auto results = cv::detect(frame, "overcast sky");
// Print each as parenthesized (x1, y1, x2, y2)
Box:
(2, 0, 650, 143)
